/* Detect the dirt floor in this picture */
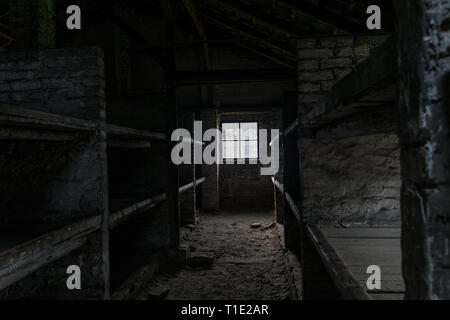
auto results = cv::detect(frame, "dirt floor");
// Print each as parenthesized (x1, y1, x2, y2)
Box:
(141, 211, 291, 300)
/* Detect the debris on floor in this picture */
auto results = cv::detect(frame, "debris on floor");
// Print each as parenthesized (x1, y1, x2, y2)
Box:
(187, 252, 216, 269)
(138, 211, 291, 300)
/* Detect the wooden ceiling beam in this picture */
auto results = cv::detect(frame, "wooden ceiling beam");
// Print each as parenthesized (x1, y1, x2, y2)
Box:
(280, 0, 366, 33)
(201, 11, 297, 61)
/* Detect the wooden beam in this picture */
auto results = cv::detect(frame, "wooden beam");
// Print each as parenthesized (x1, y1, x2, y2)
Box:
(173, 68, 296, 85)
(0, 215, 101, 291)
(0, 104, 97, 132)
(301, 37, 396, 127)
(107, 138, 152, 149)
(281, 0, 366, 33)
(109, 194, 167, 229)
(201, 12, 296, 61)
(284, 118, 299, 136)
(179, 177, 206, 194)
(182, 0, 211, 70)
(0, 127, 79, 141)
(285, 191, 301, 226)
(306, 224, 371, 300)
(106, 124, 166, 141)
(313, 105, 397, 140)
(272, 177, 284, 193)
(198, 0, 310, 39)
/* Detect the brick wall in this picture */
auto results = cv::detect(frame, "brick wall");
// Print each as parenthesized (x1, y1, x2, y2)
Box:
(0, 47, 108, 299)
(297, 35, 389, 116)
(0, 48, 105, 120)
(301, 133, 401, 227)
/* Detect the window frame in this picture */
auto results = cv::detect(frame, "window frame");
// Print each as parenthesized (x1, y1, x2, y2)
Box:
(221, 121, 259, 160)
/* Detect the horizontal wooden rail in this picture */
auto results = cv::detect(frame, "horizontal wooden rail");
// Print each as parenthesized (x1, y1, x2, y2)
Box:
(179, 177, 206, 194)
(306, 224, 371, 300)
(271, 178, 301, 225)
(0, 177, 207, 291)
(285, 191, 301, 226)
(0, 104, 97, 135)
(0, 215, 101, 291)
(109, 194, 167, 229)
(106, 124, 166, 141)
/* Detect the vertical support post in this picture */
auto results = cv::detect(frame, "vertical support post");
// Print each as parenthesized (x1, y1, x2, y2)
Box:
(162, 0, 180, 248)
(395, 0, 450, 299)
(282, 94, 301, 256)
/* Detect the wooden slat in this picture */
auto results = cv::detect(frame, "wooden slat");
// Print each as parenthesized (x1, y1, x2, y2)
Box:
(109, 177, 206, 229)
(321, 228, 400, 239)
(272, 178, 284, 193)
(0, 104, 97, 132)
(109, 194, 167, 229)
(0, 127, 79, 141)
(306, 224, 371, 300)
(0, 176, 208, 290)
(106, 124, 166, 141)
(107, 138, 152, 149)
(284, 118, 299, 136)
(179, 177, 206, 194)
(318, 227, 404, 299)
(285, 191, 301, 226)
(0, 215, 101, 291)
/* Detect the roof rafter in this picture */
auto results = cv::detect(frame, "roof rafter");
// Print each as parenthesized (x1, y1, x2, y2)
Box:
(200, 10, 297, 61)
(280, 0, 366, 33)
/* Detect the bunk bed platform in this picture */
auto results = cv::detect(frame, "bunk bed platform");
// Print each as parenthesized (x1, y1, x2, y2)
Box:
(307, 226, 404, 300)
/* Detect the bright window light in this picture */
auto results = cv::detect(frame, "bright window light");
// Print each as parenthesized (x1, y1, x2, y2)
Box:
(222, 122, 258, 159)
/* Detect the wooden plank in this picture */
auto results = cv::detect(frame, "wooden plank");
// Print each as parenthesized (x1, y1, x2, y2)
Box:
(0, 215, 101, 291)
(109, 194, 166, 229)
(109, 178, 205, 229)
(301, 36, 397, 128)
(0, 127, 80, 141)
(285, 191, 301, 226)
(107, 138, 152, 149)
(0, 238, 87, 292)
(284, 118, 299, 137)
(371, 293, 404, 300)
(179, 177, 206, 194)
(0, 104, 97, 131)
(106, 124, 166, 141)
(328, 238, 400, 247)
(321, 228, 400, 239)
(272, 178, 284, 193)
(306, 224, 371, 300)
(318, 227, 405, 299)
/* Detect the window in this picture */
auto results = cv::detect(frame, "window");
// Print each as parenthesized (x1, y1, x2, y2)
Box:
(222, 122, 258, 159)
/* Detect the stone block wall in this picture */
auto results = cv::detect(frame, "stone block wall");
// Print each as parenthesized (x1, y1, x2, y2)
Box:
(0, 47, 105, 120)
(0, 47, 108, 299)
(297, 35, 389, 116)
(301, 133, 401, 227)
